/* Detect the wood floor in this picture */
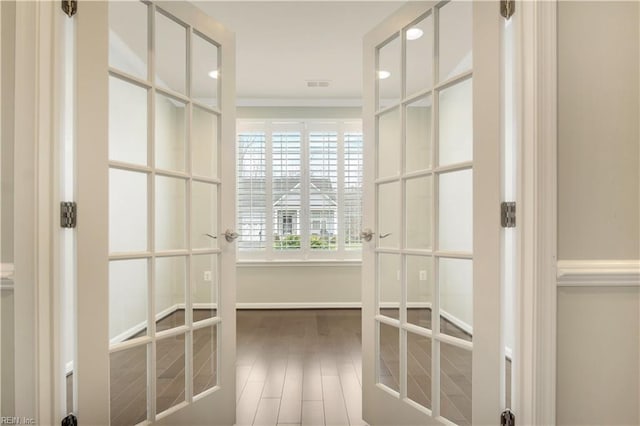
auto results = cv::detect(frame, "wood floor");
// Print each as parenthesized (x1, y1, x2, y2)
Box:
(68, 308, 510, 425)
(236, 309, 364, 426)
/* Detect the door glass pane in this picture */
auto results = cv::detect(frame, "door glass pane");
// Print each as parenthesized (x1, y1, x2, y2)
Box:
(377, 35, 401, 109)
(109, 259, 148, 342)
(405, 14, 433, 96)
(438, 169, 472, 252)
(406, 255, 433, 329)
(192, 32, 219, 108)
(407, 332, 431, 410)
(377, 181, 400, 249)
(440, 343, 472, 426)
(155, 176, 186, 251)
(155, 256, 186, 332)
(109, 1, 148, 80)
(438, 0, 472, 82)
(110, 345, 148, 425)
(405, 96, 432, 173)
(109, 76, 148, 165)
(192, 106, 219, 178)
(439, 258, 472, 342)
(192, 182, 218, 249)
(156, 334, 186, 414)
(155, 11, 186, 94)
(377, 107, 400, 179)
(378, 253, 400, 319)
(193, 324, 218, 395)
(109, 169, 148, 253)
(378, 323, 400, 392)
(405, 176, 432, 250)
(155, 93, 186, 172)
(192, 254, 218, 321)
(438, 78, 472, 166)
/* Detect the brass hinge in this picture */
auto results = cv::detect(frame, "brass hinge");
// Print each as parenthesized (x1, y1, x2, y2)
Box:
(61, 0, 77, 18)
(501, 202, 516, 228)
(500, 0, 515, 20)
(60, 202, 77, 229)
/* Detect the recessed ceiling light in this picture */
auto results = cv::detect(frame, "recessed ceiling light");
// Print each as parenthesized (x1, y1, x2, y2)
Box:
(208, 70, 219, 79)
(406, 27, 424, 41)
(378, 70, 391, 80)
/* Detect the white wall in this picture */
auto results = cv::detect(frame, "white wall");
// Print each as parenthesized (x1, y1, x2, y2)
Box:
(557, 286, 640, 426)
(557, 2, 640, 425)
(236, 263, 361, 306)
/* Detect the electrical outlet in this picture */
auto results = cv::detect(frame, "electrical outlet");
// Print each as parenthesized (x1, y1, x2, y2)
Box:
(203, 271, 212, 282)
(419, 270, 427, 281)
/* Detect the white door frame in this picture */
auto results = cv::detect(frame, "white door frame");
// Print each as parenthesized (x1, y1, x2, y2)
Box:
(10, 0, 58, 424)
(514, 1, 558, 424)
(12, 0, 557, 424)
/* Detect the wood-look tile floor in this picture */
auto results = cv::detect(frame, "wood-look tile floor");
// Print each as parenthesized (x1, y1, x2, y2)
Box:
(69, 308, 508, 426)
(235, 309, 365, 426)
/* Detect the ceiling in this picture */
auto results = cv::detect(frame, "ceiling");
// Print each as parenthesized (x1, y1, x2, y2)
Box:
(193, 1, 404, 106)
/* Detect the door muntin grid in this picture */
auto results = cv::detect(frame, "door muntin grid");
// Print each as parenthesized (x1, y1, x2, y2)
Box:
(374, 1, 473, 423)
(107, 2, 223, 422)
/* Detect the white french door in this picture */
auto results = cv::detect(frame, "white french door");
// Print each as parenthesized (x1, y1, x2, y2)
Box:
(362, 1, 503, 425)
(75, 1, 236, 424)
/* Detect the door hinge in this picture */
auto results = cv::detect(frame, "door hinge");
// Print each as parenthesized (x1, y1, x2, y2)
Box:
(60, 202, 77, 229)
(501, 202, 516, 228)
(500, 409, 515, 426)
(61, 413, 78, 426)
(500, 0, 515, 20)
(61, 0, 77, 18)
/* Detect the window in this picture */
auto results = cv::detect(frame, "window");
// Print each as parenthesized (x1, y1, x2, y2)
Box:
(237, 120, 363, 260)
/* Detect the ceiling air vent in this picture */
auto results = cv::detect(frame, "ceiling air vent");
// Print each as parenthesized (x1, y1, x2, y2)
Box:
(306, 80, 330, 88)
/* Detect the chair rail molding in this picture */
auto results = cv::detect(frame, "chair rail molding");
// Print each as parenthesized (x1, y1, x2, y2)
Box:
(557, 260, 640, 287)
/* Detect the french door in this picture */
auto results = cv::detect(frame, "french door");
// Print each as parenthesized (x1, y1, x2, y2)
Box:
(362, 1, 503, 425)
(75, 1, 236, 424)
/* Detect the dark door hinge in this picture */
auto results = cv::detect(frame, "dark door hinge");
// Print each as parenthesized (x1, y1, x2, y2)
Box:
(500, 409, 515, 426)
(501, 0, 515, 20)
(60, 202, 77, 229)
(501, 202, 516, 228)
(62, 0, 77, 18)
(61, 413, 77, 426)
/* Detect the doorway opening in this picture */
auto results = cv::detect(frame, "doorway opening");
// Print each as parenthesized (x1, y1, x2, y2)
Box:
(52, 1, 517, 425)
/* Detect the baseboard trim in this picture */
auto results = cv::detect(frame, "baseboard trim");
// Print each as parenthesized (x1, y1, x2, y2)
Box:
(236, 302, 361, 309)
(557, 260, 640, 287)
(440, 308, 473, 336)
(109, 303, 218, 345)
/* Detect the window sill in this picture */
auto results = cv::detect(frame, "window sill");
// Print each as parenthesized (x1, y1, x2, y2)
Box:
(236, 259, 362, 268)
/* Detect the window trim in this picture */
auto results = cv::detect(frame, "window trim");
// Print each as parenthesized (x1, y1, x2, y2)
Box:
(236, 119, 363, 261)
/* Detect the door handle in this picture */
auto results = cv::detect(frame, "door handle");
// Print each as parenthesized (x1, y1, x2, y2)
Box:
(360, 228, 374, 242)
(379, 232, 392, 239)
(205, 233, 218, 239)
(223, 229, 239, 242)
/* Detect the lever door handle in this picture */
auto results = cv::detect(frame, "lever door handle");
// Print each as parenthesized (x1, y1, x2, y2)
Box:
(223, 229, 239, 242)
(360, 228, 374, 242)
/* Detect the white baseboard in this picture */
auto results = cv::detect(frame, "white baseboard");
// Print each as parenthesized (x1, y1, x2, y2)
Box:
(236, 302, 361, 309)
(109, 303, 218, 345)
(557, 260, 640, 287)
(440, 308, 473, 336)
